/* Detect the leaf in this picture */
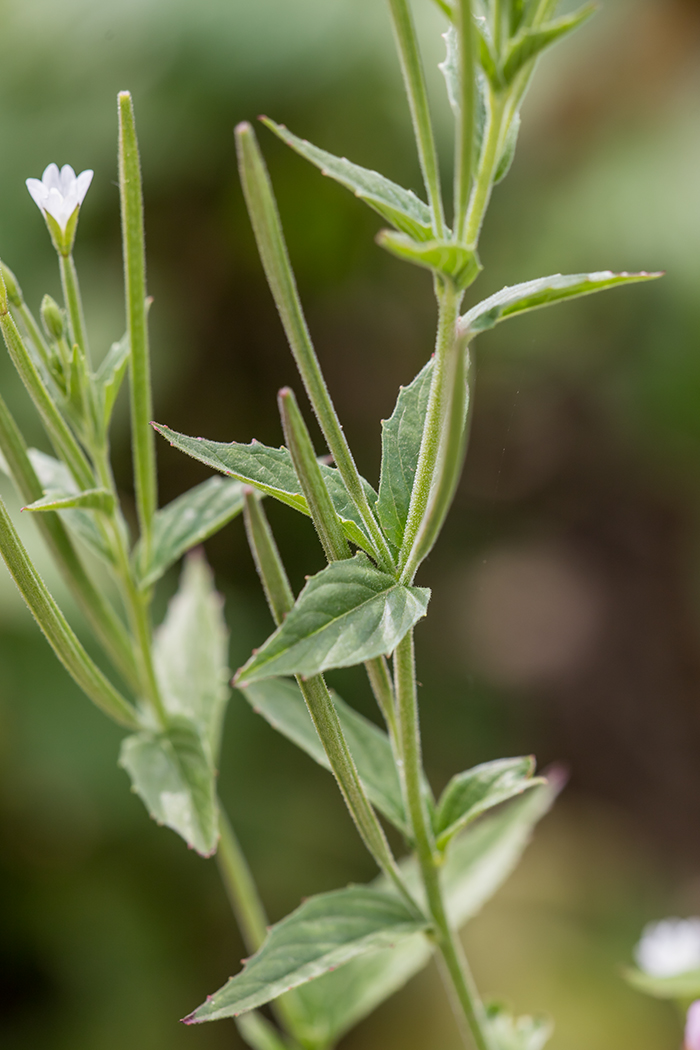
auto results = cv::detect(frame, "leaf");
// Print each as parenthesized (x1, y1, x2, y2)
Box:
(26, 449, 114, 563)
(502, 5, 596, 85)
(438, 26, 460, 116)
(377, 360, 433, 551)
(377, 231, 481, 290)
(135, 476, 246, 588)
(119, 716, 219, 857)
(434, 756, 544, 850)
(236, 553, 430, 684)
(183, 885, 429, 1024)
(287, 780, 559, 1046)
(22, 487, 115, 514)
(262, 119, 435, 243)
(623, 967, 700, 1000)
(153, 551, 230, 761)
(494, 112, 521, 184)
(486, 1004, 553, 1050)
(460, 270, 663, 336)
(152, 424, 378, 554)
(95, 332, 130, 427)
(239, 677, 408, 836)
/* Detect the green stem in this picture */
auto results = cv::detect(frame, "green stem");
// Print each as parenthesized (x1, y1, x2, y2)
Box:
(398, 282, 461, 578)
(0, 494, 139, 729)
(364, 655, 398, 743)
(0, 292, 94, 491)
(217, 806, 269, 952)
(278, 386, 351, 564)
(394, 631, 493, 1050)
(454, 0, 476, 242)
(235, 123, 395, 572)
(118, 91, 157, 558)
(386, 0, 445, 236)
(242, 493, 419, 914)
(463, 89, 507, 249)
(401, 337, 472, 583)
(59, 254, 91, 365)
(0, 393, 138, 689)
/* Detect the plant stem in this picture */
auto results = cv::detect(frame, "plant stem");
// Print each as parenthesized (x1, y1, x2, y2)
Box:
(217, 807, 268, 953)
(0, 392, 138, 689)
(463, 89, 507, 249)
(118, 91, 157, 559)
(398, 281, 461, 579)
(454, 0, 476, 242)
(242, 493, 419, 914)
(0, 494, 139, 729)
(235, 123, 395, 572)
(394, 630, 493, 1050)
(365, 655, 398, 743)
(59, 253, 91, 365)
(386, 0, 445, 236)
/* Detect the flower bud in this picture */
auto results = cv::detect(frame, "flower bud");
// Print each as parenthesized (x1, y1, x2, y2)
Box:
(41, 294, 65, 342)
(686, 1000, 700, 1050)
(0, 262, 23, 307)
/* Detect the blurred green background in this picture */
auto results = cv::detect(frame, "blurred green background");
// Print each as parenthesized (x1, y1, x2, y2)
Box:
(1, 0, 699, 1046)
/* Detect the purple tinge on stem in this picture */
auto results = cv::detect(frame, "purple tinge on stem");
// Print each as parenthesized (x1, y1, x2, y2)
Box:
(686, 1001, 700, 1050)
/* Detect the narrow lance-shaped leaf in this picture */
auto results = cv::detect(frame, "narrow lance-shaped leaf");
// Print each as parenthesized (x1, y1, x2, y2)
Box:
(152, 423, 378, 553)
(460, 270, 663, 336)
(135, 476, 247, 589)
(434, 756, 545, 849)
(377, 360, 433, 551)
(502, 4, 596, 85)
(26, 449, 114, 564)
(22, 487, 115, 514)
(120, 716, 219, 857)
(94, 331, 130, 429)
(262, 119, 435, 243)
(377, 230, 481, 290)
(239, 677, 409, 836)
(236, 553, 430, 684)
(183, 885, 430, 1024)
(286, 779, 560, 1046)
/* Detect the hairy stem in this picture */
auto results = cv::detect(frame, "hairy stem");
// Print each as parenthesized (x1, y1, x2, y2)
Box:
(464, 89, 507, 249)
(59, 254, 91, 365)
(454, 0, 476, 242)
(394, 631, 493, 1050)
(386, 0, 445, 236)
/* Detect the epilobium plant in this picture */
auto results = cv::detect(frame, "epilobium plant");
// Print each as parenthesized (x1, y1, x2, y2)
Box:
(626, 919, 700, 1048)
(0, 2, 659, 1048)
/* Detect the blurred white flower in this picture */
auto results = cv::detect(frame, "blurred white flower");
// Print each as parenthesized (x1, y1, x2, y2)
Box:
(26, 164, 93, 232)
(635, 918, 700, 977)
(686, 1000, 700, 1050)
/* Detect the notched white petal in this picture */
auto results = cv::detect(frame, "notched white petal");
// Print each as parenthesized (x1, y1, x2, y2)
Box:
(26, 163, 94, 232)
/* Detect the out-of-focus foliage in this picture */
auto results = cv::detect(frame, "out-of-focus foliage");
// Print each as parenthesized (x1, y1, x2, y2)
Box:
(1, 0, 700, 1048)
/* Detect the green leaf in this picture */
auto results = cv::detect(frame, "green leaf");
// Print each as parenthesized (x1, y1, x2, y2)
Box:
(95, 332, 130, 427)
(623, 966, 700, 1000)
(460, 270, 662, 336)
(119, 715, 218, 857)
(135, 476, 246, 588)
(377, 231, 481, 290)
(183, 885, 429, 1024)
(262, 119, 435, 243)
(435, 757, 544, 850)
(485, 1003, 553, 1050)
(239, 677, 408, 836)
(502, 5, 596, 85)
(438, 25, 460, 116)
(287, 780, 559, 1046)
(494, 112, 521, 184)
(236, 553, 430, 684)
(26, 449, 114, 563)
(377, 360, 433, 551)
(153, 551, 230, 761)
(22, 487, 115, 514)
(152, 424, 378, 554)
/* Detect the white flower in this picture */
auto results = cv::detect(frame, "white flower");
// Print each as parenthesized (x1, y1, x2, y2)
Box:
(686, 1001, 700, 1050)
(635, 918, 700, 977)
(26, 163, 93, 232)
